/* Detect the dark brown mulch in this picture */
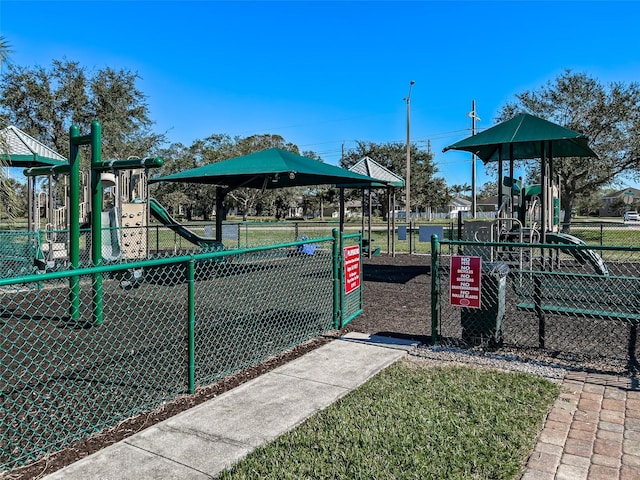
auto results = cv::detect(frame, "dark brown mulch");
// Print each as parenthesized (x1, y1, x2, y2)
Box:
(4, 254, 428, 480)
(343, 253, 431, 343)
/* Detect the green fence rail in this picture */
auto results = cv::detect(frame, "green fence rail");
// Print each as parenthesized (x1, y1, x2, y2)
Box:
(430, 236, 640, 375)
(0, 230, 362, 472)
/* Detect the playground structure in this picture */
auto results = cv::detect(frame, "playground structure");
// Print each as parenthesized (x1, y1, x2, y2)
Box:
(26, 167, 153, 268)
(444, 113, 608, 275)
(0, 124, 232, 282)
(436, 114, 640, 365)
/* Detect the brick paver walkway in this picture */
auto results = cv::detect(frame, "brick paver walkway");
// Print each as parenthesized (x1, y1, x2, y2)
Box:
(522, 371, 640, 480)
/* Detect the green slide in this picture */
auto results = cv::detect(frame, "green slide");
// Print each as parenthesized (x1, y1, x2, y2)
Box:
(149, 198, 223, 251)
(546, 232, 608, 275)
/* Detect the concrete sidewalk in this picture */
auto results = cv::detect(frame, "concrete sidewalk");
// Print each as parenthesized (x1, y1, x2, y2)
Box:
(43, 333, 415, 480)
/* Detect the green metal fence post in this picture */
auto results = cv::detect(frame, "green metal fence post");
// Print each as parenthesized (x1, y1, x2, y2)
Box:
(430, 234, 439, 345)
(332, 228, 341, 329)
(68, 125, 81, 322)
(90, 121, 104, 325)
(187, 258, 196, 394)
(359, 232, 364, 315)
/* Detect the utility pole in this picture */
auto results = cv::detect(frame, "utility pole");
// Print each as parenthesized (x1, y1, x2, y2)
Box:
(404, 80, 415, 252)
(469, 100, 480, 218)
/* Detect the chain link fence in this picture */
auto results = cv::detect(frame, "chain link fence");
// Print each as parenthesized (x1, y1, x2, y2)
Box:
(0, 231, 361, 472)
(432, 237, 640, 375)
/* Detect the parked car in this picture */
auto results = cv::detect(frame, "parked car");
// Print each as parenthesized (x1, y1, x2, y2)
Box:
(624, 211, 639, 221)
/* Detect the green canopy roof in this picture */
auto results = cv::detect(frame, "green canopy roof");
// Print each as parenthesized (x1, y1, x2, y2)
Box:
(0, 125, 67, 167)
(443, 113, 598, 162)
(150, 148, 387, 189)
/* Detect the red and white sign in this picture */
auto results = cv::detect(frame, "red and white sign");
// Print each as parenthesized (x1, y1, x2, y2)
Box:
(344, 245, 361, 294)
(449, 255, 482, 308)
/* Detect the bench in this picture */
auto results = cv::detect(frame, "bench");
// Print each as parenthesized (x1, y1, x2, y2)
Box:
(511, 269, 639, 372)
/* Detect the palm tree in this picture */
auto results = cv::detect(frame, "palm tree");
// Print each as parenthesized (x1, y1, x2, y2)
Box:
(449, 183, 472, 198)
(0, 35, 11, 72)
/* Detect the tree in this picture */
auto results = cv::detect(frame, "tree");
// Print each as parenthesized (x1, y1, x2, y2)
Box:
(0, 36, 16, 219)
(0, 177, 26, 222)
(479, 181, 498, 199)
(340, 140, 447, 219)
(0, 59, 165, 164)
(151, 135, 237, 221)
(0, 35, 11, 71)
(498, 70, 640, 223)
(449, 183, 471, 198)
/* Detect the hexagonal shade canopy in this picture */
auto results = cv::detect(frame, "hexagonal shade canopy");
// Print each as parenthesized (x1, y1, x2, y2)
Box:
(150, 148, 388, 189)
(0, 125, 67, 167)
(443, 113, 598, 162)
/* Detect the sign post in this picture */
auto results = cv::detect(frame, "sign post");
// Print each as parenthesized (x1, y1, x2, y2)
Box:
(449, 255, 482, 308)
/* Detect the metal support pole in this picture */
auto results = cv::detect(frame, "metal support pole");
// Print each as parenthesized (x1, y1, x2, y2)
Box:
(430, 234, 440, 345)
(187, 258, 196, 393)
(361, 189, 365, 238)
(339, 188, 345, 234)
(540, 141, 547, 245)
(470, 100, 479, 218)
(368, 189, 373, 258)
(535, 274, 545, 349)
(404, 81, 415, 255)
(392, 190, 396, 257)
(89, 121, 103, 325)
(332, 228, 341, 329)
(215, 187, 224, 243)
(386, 187, 391, 255)
(27, 176, 33, 231)
(68, 125, 82, 322)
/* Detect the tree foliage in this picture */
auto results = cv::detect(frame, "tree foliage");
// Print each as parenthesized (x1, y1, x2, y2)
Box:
(340, 140, 449, 217)
(498, 70, 640, 221)
(479, 181, 498, 199)
(0, 36, 11, 73)
(151, 134, 315, 221)
(0, 59, 165, 164)
(449, 183, 471, 198)
(0, 35, 15, 217)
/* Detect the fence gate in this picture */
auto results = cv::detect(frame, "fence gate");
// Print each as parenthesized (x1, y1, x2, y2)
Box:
(338, 232, 363, 328)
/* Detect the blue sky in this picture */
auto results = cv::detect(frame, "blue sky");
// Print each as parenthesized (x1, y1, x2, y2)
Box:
(2, 0, 640, 189)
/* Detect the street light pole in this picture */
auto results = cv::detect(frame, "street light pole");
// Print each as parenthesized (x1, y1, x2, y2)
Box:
(469, 100, 480, 218)
(404, 80, 415, 253)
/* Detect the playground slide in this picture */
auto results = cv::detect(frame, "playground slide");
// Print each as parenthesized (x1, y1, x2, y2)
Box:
(546, 232, 609, 276)
(149, 198, 222, 250)
(101, 208, 122, 261)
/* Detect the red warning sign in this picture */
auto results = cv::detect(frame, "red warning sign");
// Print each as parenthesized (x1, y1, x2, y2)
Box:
(344, 245, 361, 294)
(449, 255, 482, 308)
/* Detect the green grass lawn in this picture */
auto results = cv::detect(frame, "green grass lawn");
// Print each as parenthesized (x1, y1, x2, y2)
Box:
(220, 358, 560, 480)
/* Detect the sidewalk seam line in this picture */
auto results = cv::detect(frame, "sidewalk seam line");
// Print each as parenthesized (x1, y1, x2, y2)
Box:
(120, 442, 217, 479)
